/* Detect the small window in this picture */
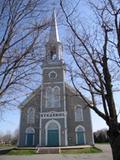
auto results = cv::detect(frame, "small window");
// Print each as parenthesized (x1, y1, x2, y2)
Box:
(75, 106, 83, 122)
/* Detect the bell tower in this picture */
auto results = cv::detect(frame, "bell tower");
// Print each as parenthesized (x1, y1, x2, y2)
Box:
(43, 9, 64, 64)
(46, 9, 63, 63)
(39, 9, 68, 147)
(42, 9, 66, 83)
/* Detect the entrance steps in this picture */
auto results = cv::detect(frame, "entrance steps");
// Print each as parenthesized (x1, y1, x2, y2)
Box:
(36, 147, 59, 154)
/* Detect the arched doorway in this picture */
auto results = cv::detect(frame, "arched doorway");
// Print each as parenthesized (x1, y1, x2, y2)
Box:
(75, 125, 86, 145)
(45, 120, 61, 147)
(25, 127, 35, 146)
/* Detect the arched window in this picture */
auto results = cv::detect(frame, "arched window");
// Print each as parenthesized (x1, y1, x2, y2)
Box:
(45, 120, 61, 146)
(53, 86, 60, 107)
(75, 105, 83, 122)
(25, 127, 35, 134)
(48, 122, 59, 130)
(46, 86, 60, 108)
(75, 125, 86, 145)
(25, 127, 35, 146)
(46, 87, 53, 108)
(27, 107, 35, 124)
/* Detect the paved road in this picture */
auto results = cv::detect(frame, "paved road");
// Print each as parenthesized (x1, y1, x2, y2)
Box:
(0, 144, 112, 160)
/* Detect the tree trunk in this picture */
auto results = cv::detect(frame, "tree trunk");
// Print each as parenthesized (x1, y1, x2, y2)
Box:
(108, 127, 120, 160)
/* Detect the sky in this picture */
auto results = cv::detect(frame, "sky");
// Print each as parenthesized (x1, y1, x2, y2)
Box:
(0, 0, 120, 136)
(0, 109, 20, 135)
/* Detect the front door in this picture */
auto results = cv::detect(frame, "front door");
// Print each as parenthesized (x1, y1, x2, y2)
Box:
(47, 129, 59, 146)
(77, 132, 85, 145)
(27, 133, 34, 146)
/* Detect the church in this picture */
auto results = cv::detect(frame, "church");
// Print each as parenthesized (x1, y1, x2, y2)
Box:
(18, 10, 94, 147)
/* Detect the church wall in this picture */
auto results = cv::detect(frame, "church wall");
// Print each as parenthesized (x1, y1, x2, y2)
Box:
(83, 108, 94, 145)
(18, 91, 41, 146)
(65, 86, 94, 146)
(18, 110, 26, 146)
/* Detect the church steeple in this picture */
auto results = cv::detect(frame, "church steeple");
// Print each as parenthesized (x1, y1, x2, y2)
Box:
(45, 9, 63, 64)
(48, 9, 60, 43)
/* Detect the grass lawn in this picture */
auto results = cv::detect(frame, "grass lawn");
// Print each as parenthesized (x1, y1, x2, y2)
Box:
(6, 147, 102, 155)
(6, 149, 36, 155)
(61, 147, 102, 154)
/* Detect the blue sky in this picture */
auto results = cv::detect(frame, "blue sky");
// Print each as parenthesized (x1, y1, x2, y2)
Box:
(0, 109, 20, 135)
(0, 0, 120, 135)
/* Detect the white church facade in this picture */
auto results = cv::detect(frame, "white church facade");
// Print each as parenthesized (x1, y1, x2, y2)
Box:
(18, 10, 94, 147)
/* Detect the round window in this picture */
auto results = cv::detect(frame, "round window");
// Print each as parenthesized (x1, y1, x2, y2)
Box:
(49, 71, 57, 79)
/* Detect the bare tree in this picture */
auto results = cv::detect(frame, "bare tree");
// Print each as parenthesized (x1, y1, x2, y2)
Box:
(11, 129, 19, 145)
(0, 0, 49, 110)
(0, 129, 19, 145)
(2, 131, 11, 144)
(60, 0, 120, 160)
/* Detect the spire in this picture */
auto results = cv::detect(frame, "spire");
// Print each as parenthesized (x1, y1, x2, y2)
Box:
(44, 9, 63, 64)
(48, 9, 60, 43)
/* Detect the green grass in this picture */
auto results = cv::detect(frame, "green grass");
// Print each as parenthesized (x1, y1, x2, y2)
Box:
(7, 149, 36, 155)
(61, 147, 102, 154)
(5, 147, 102, 155)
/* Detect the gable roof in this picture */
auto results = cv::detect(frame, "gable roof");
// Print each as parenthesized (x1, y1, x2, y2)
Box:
(65, 83, 79, 95)
(65, 83, 91, 104)
(18, 85, 41, 109)
(18, 82, 91, 109)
